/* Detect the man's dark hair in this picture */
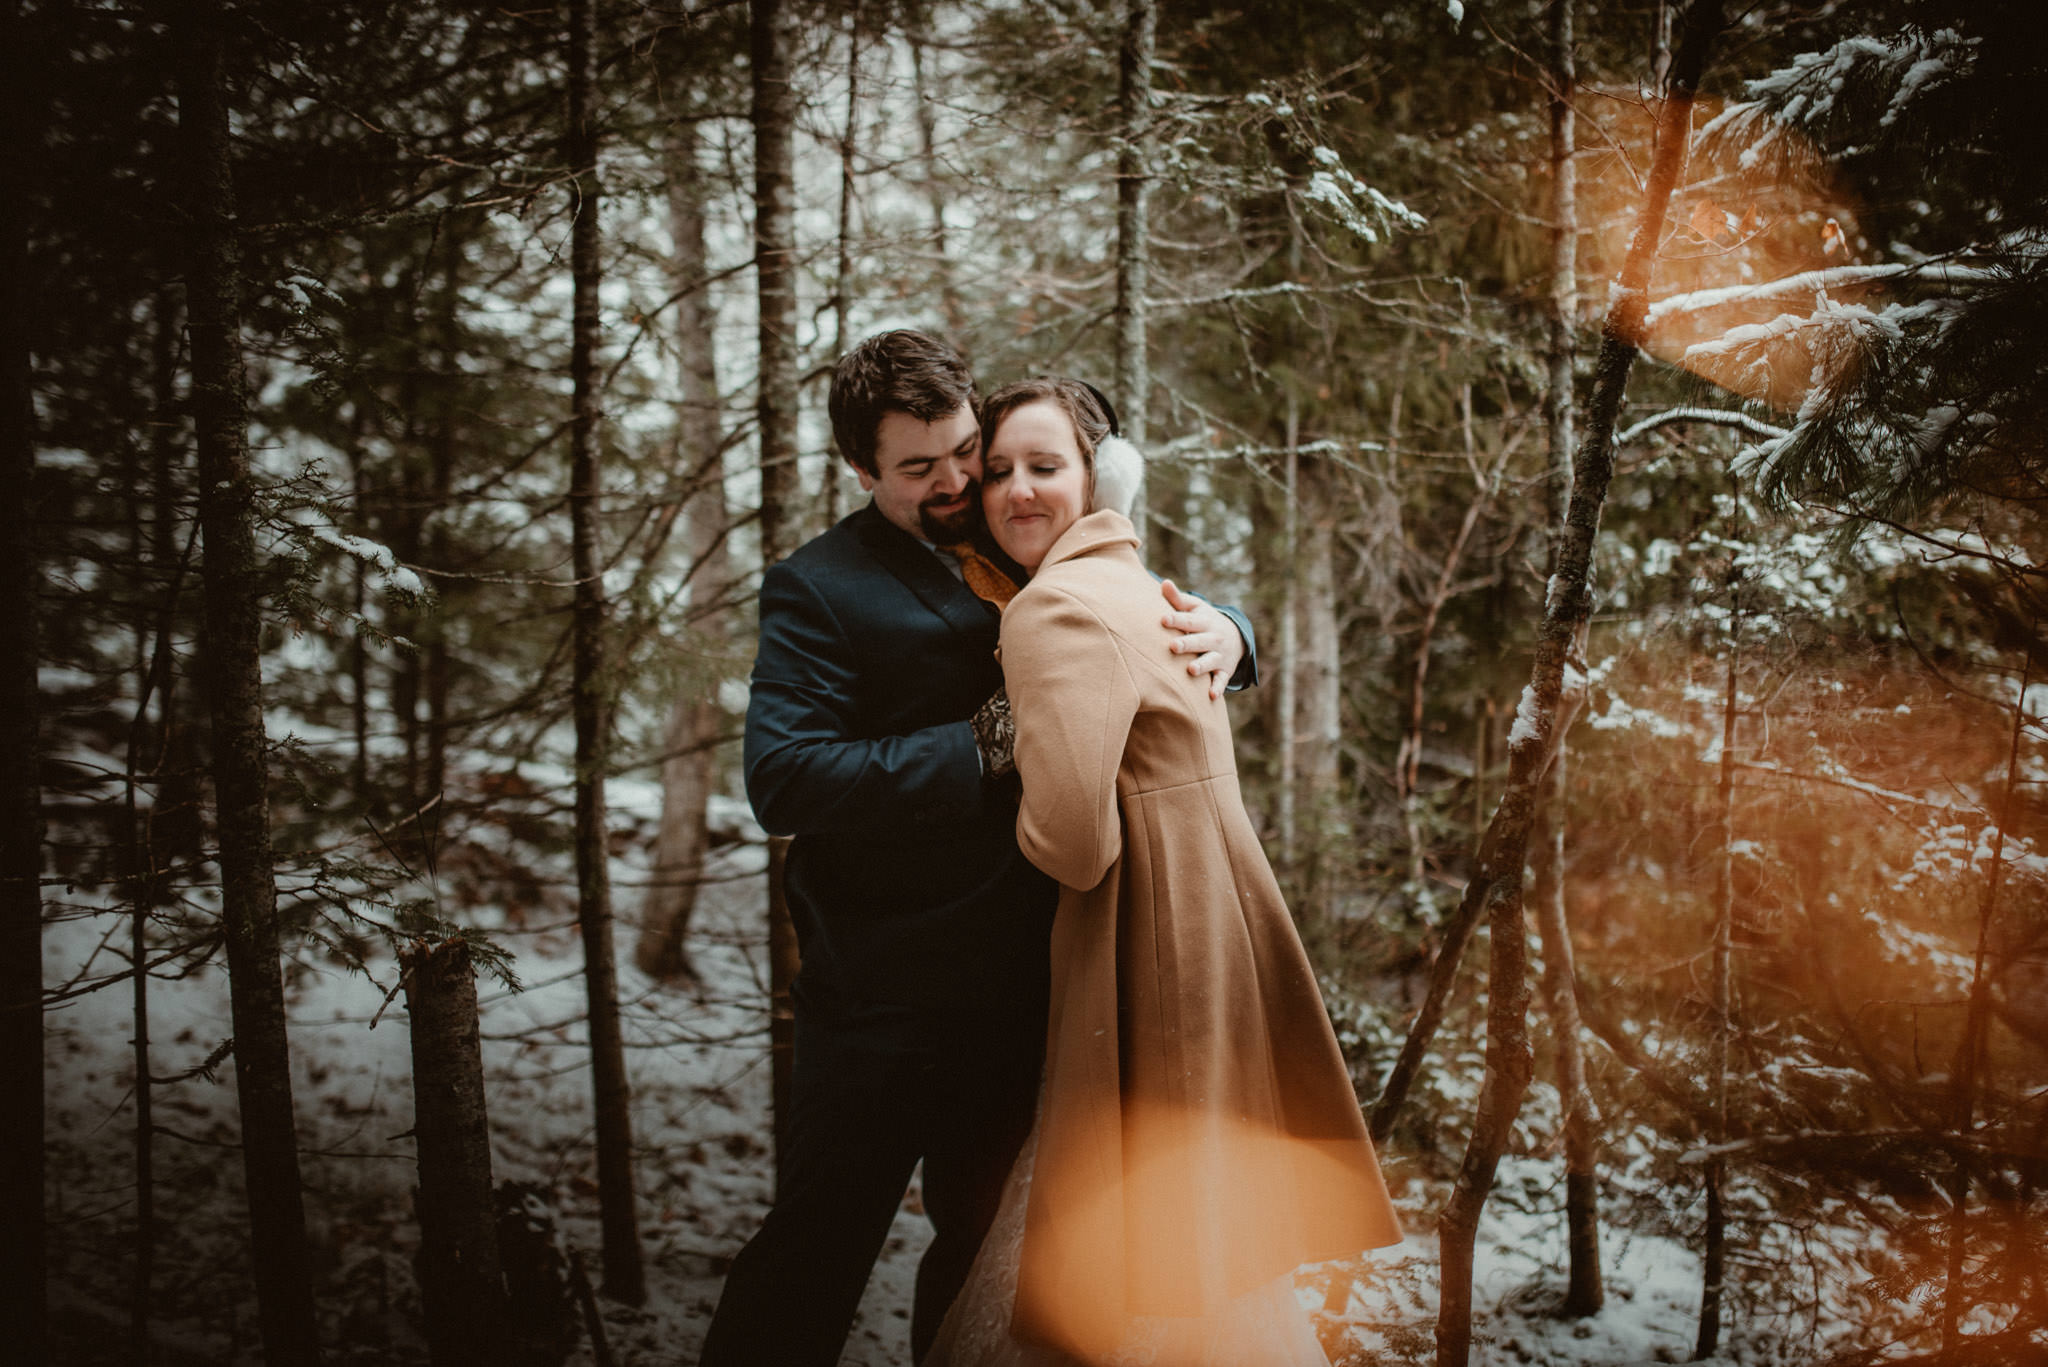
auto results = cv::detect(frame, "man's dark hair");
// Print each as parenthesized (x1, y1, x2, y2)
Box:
(828, 330, 977, 476)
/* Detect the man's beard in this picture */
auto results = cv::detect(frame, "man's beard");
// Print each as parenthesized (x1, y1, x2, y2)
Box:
(918, 484, 979, 542)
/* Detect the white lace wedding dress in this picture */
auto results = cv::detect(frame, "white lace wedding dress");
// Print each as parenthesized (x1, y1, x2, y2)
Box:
(924, 1121, 1333, 1367)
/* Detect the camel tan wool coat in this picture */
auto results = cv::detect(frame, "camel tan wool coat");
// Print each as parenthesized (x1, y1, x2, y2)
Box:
(999, 510, 1402, 1361)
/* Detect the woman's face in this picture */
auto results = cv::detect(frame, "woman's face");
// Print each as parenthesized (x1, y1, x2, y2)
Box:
(982, 400, 1090, 574)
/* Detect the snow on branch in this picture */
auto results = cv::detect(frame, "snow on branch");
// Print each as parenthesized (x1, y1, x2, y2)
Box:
(1645, 262, 1998, 330)
(1296, 146, 1426, 244)
(1699, 27, 1978, 168)
(1830, 512, 2042, 576)
(1615, 406, 1790, 446)
(1678, 1128, 1995, 1166)
(1726, 758, 1970, 816)
(1151, 277, 1420, 315)
(306, 524, 428, 599)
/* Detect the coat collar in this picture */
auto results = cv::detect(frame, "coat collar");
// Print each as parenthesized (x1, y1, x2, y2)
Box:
(851, 500, 998, 635)
(1035, 509, 1141, 575)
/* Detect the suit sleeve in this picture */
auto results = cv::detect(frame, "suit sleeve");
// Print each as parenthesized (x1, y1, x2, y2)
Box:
(743, 560, 986, 836)
(1003, 586, 1139, 891)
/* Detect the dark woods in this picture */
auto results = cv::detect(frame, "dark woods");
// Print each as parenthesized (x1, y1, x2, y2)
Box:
(14, 0, 2048, 1364)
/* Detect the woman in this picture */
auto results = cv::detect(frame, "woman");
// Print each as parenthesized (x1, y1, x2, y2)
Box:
(929, 380, 1402, 1367)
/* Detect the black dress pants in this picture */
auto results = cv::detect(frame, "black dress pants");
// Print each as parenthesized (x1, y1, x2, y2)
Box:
(697, 985, 1043, 1367)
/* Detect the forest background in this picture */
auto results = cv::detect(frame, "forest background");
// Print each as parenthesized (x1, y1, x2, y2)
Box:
(8, 0, 2046, 1363)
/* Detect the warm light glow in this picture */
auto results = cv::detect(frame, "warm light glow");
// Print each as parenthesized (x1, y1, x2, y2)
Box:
(1574, 93, 1874, 412)
(1014, 1102, 1395, 1363)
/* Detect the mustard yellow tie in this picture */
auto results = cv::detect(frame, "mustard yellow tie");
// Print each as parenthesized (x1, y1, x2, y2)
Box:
(939, 540, 1021, 609)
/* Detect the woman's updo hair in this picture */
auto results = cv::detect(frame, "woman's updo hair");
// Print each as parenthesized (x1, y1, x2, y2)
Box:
(978, 377, 1142, 515)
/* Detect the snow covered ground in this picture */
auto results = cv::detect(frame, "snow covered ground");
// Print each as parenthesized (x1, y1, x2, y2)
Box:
(44, 781, 1829, 1365)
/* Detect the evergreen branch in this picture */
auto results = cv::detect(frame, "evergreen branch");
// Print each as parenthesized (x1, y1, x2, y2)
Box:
(1808, 503, 2045, 579)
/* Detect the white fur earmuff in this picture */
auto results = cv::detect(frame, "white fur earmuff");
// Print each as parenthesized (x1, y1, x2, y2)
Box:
(1091, 433, 1145, 517)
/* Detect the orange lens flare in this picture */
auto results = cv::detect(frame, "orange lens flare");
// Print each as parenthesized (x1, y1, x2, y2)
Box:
(1014, 1103, 1395, 1364)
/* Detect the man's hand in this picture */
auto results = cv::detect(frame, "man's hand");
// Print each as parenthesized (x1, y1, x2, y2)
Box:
(1160, 580, 1246, 700)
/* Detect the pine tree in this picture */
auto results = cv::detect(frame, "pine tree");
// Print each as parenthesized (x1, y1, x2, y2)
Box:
(564, 0, 644, 1306)
(1693, 2, 2048, 525)
(1530, 0, 1603, 1319)
(636, 112, 736, 984)
(1435, 3, 1727, 1361)
(0, 2, 48, 1358)
(750, 0, 803, 1189)
(173, 0, 321, 1358)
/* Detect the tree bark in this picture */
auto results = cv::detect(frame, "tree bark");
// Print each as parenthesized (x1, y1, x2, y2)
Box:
(403, 938, 507, 1367)
(1295, 454, 1342, 922)
(636, 115, 732, 984)
(824, 0, 863, 526)
(0, 0, 46, 1351)
(1531, 0, 1603, 1318)
(424, 226, 461, 814)
(129, 850, 155, 1359)
(174, 3, 322, 1359)
(906, 22, 961, 334)
(751, 0, 803, 1195)
(1114, 0, 1153, 449)
(565, 0, 644, 1305)
(125, 320, 188, 1356)
(1695, 609, 1737, 1357)
(1531, 746, 1603, 1315)
(1277, 388, 1298, 868)
(347, 433, 371, 801)
(1434, 6, 1724, 1363)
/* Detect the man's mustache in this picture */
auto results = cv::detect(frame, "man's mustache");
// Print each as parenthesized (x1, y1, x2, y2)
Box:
(923, 482, 980, 508)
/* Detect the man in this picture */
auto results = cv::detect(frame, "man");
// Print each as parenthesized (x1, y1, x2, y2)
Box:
(699, 330, 1254, 1367)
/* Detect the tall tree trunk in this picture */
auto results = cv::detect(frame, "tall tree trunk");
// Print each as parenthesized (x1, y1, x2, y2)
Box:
(637, 116, 732, 983)
(424, 227, 461, 815)
(174, 3, 322, 1358)
(403, 938, 506, 1366)
(1530, 0, 1603, 1317)
(1696, 578, 1739, 1359)
(751, 0, 803, 1194)
(347, 430, 371, 802)
(823, 0, 863, 526)
(129, 838, 155, 1357)
(906, 23, 961, 334)
(1113, 0, 1153, 450)
(1433, 6, 1724, 1362)
(125, 309, 187, 1355)
(0, 0, 46, 1352)
(1941, 623, 2030, 1356)
(1277, 388, 1298, 868)
(1295, 454, 1342, 922)
(390, 379, 425, 816)
(1532, 746, 1603, 1313)
(565, 0, 644, 1305)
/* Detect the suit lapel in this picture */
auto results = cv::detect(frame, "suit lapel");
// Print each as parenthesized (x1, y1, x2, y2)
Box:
(852, 502, 998, 637)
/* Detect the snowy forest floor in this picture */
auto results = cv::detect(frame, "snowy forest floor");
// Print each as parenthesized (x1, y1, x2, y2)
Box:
(46, 777, 1847, 1367)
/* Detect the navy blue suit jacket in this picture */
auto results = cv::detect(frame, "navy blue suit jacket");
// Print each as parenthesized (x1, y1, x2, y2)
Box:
(743, 501, 1254, 1016)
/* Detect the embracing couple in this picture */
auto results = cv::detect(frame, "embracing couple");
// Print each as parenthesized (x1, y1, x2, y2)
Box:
(698, 330, 1402, 1367)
